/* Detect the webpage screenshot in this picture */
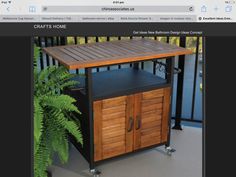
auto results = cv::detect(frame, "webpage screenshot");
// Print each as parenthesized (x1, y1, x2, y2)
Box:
(0, 1, 235, 177)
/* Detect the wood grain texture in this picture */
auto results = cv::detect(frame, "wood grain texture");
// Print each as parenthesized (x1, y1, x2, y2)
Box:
(93, 101, 102, 161)
(125, 95, 134, 153)
(139, 89, 164, 148)
(102, 96, 127, 109)
(93, 88, 172, 161)
(43, 38, 192, 69)
(102, 146, 126, 159)
(161, 87, 171, 143)
(93, 95, 131, 161)
(133, 93, 142, 150)
(142, 89, 164, 100)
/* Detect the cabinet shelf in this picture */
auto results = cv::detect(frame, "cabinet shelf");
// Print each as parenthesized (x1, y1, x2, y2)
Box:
(71, 68, 170, 100)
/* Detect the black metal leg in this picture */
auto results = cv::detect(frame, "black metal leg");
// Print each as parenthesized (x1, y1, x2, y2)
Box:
(85, 68, 97, 172)
(162, 57, 176, 156)
(172, 37, 186, 130)
(172, 55, 185, 130)
(85, 68, 102, 176)
(166, 57, 174, 83)
(166, 57, 175, 147)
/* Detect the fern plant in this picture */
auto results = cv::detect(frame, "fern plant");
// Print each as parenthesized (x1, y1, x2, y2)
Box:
(34, 46, 82, 177)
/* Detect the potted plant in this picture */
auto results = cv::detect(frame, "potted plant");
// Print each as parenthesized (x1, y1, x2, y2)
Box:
(34, 46, 83, 177)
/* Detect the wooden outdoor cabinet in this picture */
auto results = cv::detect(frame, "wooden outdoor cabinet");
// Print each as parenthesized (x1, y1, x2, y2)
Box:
(43, 38, 192, 172)
(93, 88, 171, 161)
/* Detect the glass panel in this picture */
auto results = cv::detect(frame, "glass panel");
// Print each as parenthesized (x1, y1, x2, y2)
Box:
(181, 54, 195, 119)
(171, 57, 178, 117)
(193, 38, 203, 120)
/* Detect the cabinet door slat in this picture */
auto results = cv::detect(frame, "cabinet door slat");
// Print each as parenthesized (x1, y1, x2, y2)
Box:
(94, 95, 133, 161)
(134, 88, 171, 149)
(94, 87, 171, 161)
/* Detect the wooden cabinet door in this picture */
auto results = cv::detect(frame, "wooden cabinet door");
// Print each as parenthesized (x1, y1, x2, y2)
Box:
(134, 87, 171, 149)
(93, 95, 134, 161)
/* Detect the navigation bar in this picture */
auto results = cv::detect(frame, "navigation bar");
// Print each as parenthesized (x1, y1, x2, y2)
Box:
(42, 6, 194, 13)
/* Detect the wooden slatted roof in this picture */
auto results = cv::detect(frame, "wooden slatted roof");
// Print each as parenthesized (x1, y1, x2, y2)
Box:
(43, 38, 192, 69)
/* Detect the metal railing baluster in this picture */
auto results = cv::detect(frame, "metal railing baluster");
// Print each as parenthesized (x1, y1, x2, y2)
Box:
(38, 37, 44, 70)
(191, 37, 200, 120)
(45, 37, 50, 67)
(95, 37, 100, 72)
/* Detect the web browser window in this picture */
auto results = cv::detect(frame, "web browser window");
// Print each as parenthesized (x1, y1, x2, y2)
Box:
(0, 1, 235, 177)
(0, 0, 235, 22)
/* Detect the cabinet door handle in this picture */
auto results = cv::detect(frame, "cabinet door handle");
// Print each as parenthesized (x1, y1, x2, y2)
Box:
(127, 117, 134, 132)
(136, 115, 141, 130)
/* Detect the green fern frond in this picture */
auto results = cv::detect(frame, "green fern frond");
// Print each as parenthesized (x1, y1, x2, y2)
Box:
(34, 46, 83, 177)
(34, 45, 40, 69)
(52, 130, 69, 163)
(34, 136, 51, 177)
(38, 66, 57, 85)
(65, 121, 83, 145)
(43, 95, 81, 114)
(50, 110, 83, 145)
(34, 97, 43, 150)
(58, 80, 79, 90)
(35, 65, 79, 96)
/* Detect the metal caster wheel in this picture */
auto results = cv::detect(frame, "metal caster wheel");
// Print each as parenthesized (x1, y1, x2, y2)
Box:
(165, 146, 176, 156)
(90, 169, 101, 177)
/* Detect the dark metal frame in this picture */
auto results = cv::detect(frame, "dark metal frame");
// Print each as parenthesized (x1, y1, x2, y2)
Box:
(166, 57, 175, 147)
(172, 37, 186, 130)
(85, 68, 95, 170)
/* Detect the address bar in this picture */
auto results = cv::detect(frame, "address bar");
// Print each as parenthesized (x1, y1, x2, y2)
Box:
(42, 6, 195, 13)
